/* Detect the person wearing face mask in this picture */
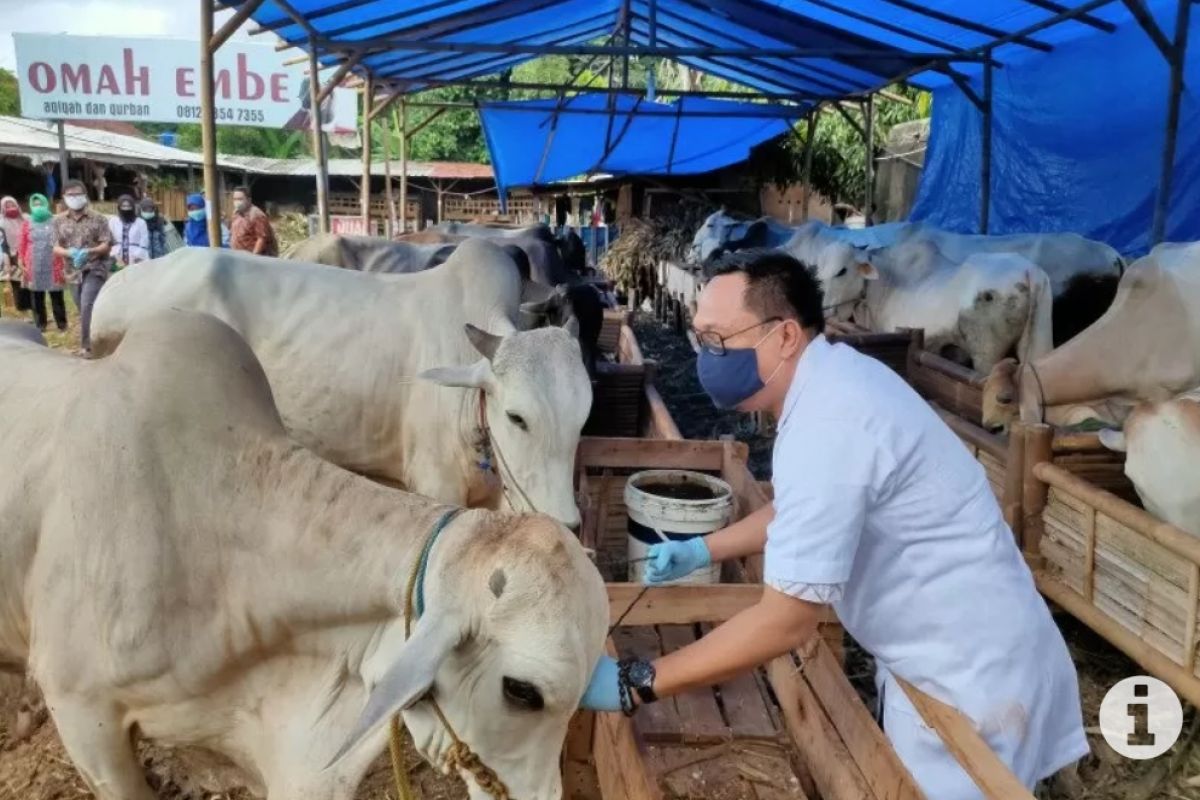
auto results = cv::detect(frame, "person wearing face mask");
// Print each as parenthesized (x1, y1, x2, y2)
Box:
(1, 196, 31, 316)
(229, 186, 278, 256)
(18, 193, 68, 331)
(107, 194, 150, 271)
(580, 249, 1087, 798)
(183, 192, 230, 248)
(139, 197, 181, 259)
(52, 179, 112, 355)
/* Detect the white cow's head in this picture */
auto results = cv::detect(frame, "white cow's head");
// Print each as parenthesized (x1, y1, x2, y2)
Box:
(690, 208, 742, 264)
(952, 257, 1054, 373)
(341, 512, 608, 800)
(422, 325, 591, 529)
(809, 241, 866, 321)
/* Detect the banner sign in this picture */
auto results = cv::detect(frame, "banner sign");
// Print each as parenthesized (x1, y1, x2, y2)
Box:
(13, 33, 357, 133)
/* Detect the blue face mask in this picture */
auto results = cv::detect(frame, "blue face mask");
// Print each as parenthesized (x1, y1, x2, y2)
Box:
(696, 324, 783, 410)
(187, 209, 206, 222)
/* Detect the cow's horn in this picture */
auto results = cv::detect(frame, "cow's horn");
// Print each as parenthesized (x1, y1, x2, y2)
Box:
(465, 324, 502, 361)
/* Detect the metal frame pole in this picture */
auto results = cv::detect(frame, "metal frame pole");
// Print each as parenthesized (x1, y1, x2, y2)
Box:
(399, 99, 409, 233)
(802, 109, 816, 221)
(863, 95, 875, 226)
(981, 49, 994, 234)
(309, 37, 330, 234)
(200, 0, 221, 246)
(1152, 0, 1191, 245)
(361, 74, 374, 231)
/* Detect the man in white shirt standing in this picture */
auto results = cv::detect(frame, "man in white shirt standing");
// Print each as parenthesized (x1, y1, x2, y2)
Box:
(581, 249, 1087, 797)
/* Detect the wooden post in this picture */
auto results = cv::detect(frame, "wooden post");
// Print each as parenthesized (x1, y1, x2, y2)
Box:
(308, 38, 330, 235)
(382, 112, 395, 238)
(1020, 423, 1053, 564)
(399, 99, 408, 233)
(1186, 564, 1199, 671)
(980, 50, 994, 234)
(199, 0, 221, 247)
(1003, 423, 1025, 546)
(361, 75, 374, 231)
(56, 120, 68, 196)
(802, 110, 816, 222)
(863, 96, 874, 226)
(435, 179, 445, 224)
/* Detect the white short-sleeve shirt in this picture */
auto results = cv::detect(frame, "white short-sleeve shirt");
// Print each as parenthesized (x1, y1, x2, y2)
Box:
(767, 335, 1087, 798)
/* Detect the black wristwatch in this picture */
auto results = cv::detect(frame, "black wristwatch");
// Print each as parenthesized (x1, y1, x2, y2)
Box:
(618, 658, 658, 716)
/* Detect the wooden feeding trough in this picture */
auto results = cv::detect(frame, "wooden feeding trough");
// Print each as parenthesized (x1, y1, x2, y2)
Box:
(567, 436, 1034, 800)
(585, 311, 681, 440)
(1017, 422, 1200, 708)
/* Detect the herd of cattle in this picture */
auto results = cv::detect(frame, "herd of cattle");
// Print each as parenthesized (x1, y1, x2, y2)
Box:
(0, 207, 1196, 800)
(690, 210, 1199, 537)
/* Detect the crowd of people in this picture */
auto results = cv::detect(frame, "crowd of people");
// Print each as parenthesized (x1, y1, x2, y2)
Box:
(0, 184, 277, 355)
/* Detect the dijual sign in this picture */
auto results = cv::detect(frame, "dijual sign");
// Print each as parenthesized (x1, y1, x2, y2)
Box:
(13, 33, 356, 132)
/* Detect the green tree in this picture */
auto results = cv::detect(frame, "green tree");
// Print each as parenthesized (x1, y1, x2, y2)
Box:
(136, 122, 309, 158)
(0, 69, 21, 116)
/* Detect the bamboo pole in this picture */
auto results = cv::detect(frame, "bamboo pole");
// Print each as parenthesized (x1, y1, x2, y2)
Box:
(863, 95, 874, 225)
(382, 113, 395, 238)
(1021, 423, 1054, 563)
(914, 349, 987, 387)
(199, 0, 221, 247)
(1151, 0, 1192, 245)
(1003, 423, 1026, 544)
(308, 37, 330, 234)
(361, 75, 374, 231)
(398, 99, 408, 233)
(802, 110, 816, 221)
(1186, 564, 1199, 672)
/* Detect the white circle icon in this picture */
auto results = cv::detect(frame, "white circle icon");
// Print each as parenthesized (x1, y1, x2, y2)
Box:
(1098, 676, 1183, 760)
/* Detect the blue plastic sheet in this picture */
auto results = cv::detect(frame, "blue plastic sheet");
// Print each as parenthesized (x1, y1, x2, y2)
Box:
(479, 94, 799, 197)
(911, 3, 1200, 255)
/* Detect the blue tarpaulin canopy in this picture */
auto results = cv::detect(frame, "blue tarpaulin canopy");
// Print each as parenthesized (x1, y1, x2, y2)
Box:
(479, 94, 798, 197)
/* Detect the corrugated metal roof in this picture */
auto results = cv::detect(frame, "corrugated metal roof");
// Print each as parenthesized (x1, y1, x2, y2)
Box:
(220, 155, 494, 180)
(0, 116, 245, 170)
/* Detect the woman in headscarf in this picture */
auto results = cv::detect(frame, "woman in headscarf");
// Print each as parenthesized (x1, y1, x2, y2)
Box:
(0, 196, 30, 315)
(139, 197, 181, 259)
(107, 194, 150, 269)
(183, 192, 229, 248)
(18, 193, 67, 331)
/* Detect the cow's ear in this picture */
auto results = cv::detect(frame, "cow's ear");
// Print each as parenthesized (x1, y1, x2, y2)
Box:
(563, 314, 580, 338)
(857, 261, 879, 280)
(1098, 429, 1127, 453)
(420, 358, 494, 390)
(325, 607, 461, 769)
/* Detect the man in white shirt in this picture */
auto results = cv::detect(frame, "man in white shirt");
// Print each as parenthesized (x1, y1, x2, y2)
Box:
(581, 249, 1087, 797)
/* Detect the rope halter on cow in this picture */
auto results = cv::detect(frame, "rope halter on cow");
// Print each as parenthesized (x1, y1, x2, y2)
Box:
(389, 507, 512, 800)
(476, 389, 538, 515)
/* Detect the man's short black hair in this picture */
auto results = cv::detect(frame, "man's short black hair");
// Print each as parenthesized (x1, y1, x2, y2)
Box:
(232, 185, 251, 199)
(709, 248, 825, 334)
(62, 179, 86, 194)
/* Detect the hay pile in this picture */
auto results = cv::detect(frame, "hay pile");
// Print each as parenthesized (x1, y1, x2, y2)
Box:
(272, 212, 312, 255)
(602, 207, 708, 296)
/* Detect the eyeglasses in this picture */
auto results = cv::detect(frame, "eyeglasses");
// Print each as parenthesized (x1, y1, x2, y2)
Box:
(692, 317, 781, 356)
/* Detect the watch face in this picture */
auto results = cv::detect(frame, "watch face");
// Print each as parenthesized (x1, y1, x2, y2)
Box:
(627, 660, 655, 687)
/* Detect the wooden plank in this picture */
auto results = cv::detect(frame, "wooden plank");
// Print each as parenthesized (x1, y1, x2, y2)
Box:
(578, 437, 727, 471)
(803, 641, 924, 800)
(1186, 564, 1199, 673)
(593, 640, 664, 800)
(767, 656, 883, 800)
(913, 349, 987, 387)
(1037, 572, 1200, 708)
(696, 623, 779, 740)
(1082, 504, 1096, 602)
(612, 628, 682, 741)
(897, 678, 1034, 800)
(607, 583, 763, 626)
(657, 625, 729, 741)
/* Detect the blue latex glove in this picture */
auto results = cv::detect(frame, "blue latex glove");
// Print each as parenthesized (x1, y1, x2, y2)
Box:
(579, 656, 622, 711)
(71, 248, 88, 268)
(643, 537, 711, 584)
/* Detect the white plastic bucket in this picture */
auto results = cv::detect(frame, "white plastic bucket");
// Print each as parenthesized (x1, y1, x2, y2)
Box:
(625, 469, 733, 585)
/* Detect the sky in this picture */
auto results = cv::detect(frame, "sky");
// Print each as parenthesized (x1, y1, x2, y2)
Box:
(0, 2, 260, 71)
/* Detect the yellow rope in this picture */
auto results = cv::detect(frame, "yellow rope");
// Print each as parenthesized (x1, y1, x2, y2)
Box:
(387, 509, 512, 800)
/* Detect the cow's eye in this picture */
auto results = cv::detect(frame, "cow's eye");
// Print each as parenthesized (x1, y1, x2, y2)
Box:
(506, 412, 528, 431)
(980, 290, 996, 303)
(835, 266, 848, 277)
(503, 677, 544, 711)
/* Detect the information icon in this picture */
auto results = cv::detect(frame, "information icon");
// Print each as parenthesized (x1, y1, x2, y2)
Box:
(1098, 676, 1183, 760)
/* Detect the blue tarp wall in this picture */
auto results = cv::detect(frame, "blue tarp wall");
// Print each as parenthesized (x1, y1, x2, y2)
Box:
(479, 94, 798, 201)
(911, 2, 1200, 255)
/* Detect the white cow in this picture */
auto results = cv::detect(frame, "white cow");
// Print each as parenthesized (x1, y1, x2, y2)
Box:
(0, 309, 607, 800)
(92, 239, 591, 527)
(849, 239, 1054, 372)
(1099, 390, 1200, 537)
(689, 209, 910, 265)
